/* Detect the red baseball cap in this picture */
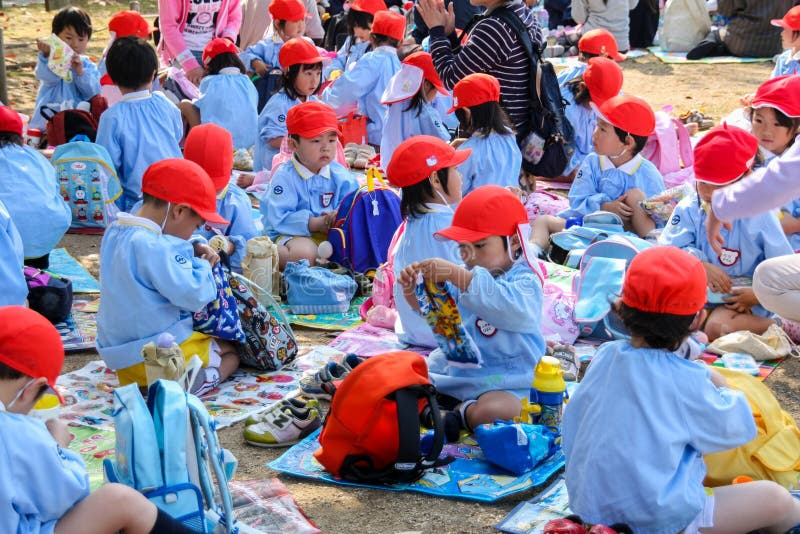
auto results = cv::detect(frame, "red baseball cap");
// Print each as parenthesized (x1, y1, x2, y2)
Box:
(0, 306, 65, 403)
(202, 38, 238, 67)
(0, 106, 23, 136)
(579, 29, 625, 61)
(386, 135, 471, 188)
(583, 57, 623, 105)
(287, 101, 339, 138)
(693, 123, 759, 186)
(448, 73, 500, 113)
(142, 159, 229, 225)
(591, 94, 655, 137)
(279, 37, 325, 69)
(372, 10, 406, 41)
(269, 0, 307, 22)
(772, 5, 800, 30)
(435, 185, 527, 242)
(109, 10, 153, 38)
(402, 52, 447, 95)
(348, 0, 387, 15)
(752, 75, 800, 118)
(622, 247, 707, 315)
(184, 124, 234, 192)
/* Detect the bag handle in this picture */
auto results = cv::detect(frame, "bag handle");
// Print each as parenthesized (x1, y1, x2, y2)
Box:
(672, 117, 695, 167)
(229, 270, 294, 336)
(40, 105, 59, 122)
(366, 167, 387, 192)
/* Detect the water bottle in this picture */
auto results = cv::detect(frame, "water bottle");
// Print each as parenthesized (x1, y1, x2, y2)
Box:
(523, 356, 568, 429)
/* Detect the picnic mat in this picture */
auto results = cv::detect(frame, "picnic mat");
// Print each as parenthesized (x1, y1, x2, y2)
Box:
(68, 424, 116, 491)
(56, 346, 345, 430)
(329, 322, 432, 356)
(57, 299, 98, 352)
(648, 46, 773, 64)
(281, 297, 366, 331)
(269, 428, 565, 503)
(49, 248, 100, 293)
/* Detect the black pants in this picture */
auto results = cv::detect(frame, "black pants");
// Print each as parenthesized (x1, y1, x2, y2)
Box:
(628, 0, 659, 48)
(686, 29, 730, 60)
(26, 254, 50, 270)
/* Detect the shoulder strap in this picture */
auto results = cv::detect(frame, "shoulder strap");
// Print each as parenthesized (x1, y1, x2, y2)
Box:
(672, 117, 695, 167)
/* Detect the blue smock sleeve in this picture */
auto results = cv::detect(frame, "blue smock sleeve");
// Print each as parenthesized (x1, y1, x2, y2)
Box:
(261, 172, 313, 238)
(658, 197, 709, 262)
(458, 266, 543, 333)
(321, 57, 372, 109)
(34, 52, 62, 85)
(73, 57, 101, 100)
(568, 156, 609, 215)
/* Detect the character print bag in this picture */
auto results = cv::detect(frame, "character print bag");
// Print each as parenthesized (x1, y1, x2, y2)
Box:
(193, 260, 246, 343)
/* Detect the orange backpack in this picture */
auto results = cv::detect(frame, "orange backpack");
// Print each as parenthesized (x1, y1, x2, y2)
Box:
(314, 351, 452, 483)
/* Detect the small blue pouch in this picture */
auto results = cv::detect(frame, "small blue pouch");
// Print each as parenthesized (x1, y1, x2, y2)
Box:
(474, 420, 558, 476)
(193, 261, 246, 343)
(285, 259, 357, 314)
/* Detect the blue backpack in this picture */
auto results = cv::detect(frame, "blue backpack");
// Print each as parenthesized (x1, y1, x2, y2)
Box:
(549, 211, 628, 267)
(572, 234, 652, 340)
(328, 168, 402, 274)
(104, 379, 238, 533)
(51, 140, 122, 230)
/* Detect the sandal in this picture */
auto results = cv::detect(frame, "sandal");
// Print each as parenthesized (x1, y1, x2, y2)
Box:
(546, 341, 580, 382)
(679, 109, 715, 130)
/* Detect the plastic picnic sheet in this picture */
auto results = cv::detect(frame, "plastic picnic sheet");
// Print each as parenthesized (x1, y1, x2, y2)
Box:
(49, 248, 100, 293)
(649, 46, 773, 64)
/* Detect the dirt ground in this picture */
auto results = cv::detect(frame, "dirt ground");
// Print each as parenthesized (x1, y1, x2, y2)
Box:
(6, 2, 800, 531)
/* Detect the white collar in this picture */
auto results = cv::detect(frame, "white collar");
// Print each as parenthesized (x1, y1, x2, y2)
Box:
(117, 212, 162, 234)
(374, 45, 398, 54)
(599, 153, 644, 175)
(219, 67, 241, 75)
(120, 89, 152, 102)
(422, 202, 453, 213)
(292, 156, 331, 179)
(792, 49, 800, 61)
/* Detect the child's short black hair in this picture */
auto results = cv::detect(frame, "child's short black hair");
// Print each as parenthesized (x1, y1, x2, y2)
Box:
(0, 132, 24, 148)
(371, 33, 400, 48)
(347, 9, 374, 35)
(0, 361, 25, 381)
(400, 168, 450, 219)
(613, 126, 648, 155)
(52, 6, 93, 39)
(106, 37, 158, 90)
(617, 301, 695, 351)
(281, 62, 322, 100)
(206, 52, 246, 75)
(578, 51, 599, 62)
(397, 42, 422, 61)
(567, 78, 590, 107)
(455, 100, 514, 137)
(142, 192, 168, 208)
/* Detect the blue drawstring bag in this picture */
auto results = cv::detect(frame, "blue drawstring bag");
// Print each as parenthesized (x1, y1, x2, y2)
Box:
(193, 261, 246, 343)
(475, 420, 559, 476)
(285, 259, 357, 314)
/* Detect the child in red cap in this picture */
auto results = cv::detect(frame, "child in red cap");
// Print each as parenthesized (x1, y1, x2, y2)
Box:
(749, 75, 800, 173)
(184, 123, 259, 272)
(98, 10, 153, 77)
(772, 5, 800, 77)
(398, 185, 545, 434)
(97, 158, 240, 391)
(322, 10, 405, 146)
(556, 28, 624, 90)
(380, 51, 451, 168)
(323, 0, 387, 80)
(260, 101, 358, 268)
(447, 73, 521, 195)
(0, 306, 197, 533)
(385, 135, 469, 348)
(659, 124, 792, 341)
(177, 38, 258, 151)
(562, 246, 800, 533)
(96, 37, 182, 211)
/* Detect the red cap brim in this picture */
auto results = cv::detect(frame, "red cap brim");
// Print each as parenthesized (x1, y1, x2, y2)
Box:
(434, 226, 493, 242)
(771, 19, 790, 28)
(196, 209, 230, 225)
(612, 51, 626, 61)
(444, 147, 471, 168)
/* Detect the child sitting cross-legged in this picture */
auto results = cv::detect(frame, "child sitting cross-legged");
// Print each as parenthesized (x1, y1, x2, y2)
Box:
(97, 158, 240, 393)
(659, 124, 793, 341)
(260, 101, 358, 268)
(398, 185, 545, 437)
(0, 305, 197, 534)
(561, 246, 800, 533)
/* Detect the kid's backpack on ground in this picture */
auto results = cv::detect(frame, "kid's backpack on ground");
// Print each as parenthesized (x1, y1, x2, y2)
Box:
(51, 140, 121, 229)
(104, 379, 238, 533)
(284, 259, 358, 314)
(315, 351, 453, 484)
(548, 211, 627, 266)
(641, 110, 694, 188)
(704, 367, 800, 490)
(40, 94, 107, 146)
(24, 267, 73, 324)
(327, 168, 403, 274)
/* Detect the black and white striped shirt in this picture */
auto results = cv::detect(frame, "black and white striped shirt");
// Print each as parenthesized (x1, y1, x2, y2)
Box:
(428, 1, 544, 132)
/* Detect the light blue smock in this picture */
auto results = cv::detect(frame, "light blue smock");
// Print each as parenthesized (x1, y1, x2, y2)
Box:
(772, 49, 800, 78)
(392, 204, 461, 348)
(95, 90, 183, 211)
(380, 100, 451, 169)
(323, 37, 369, 79)
(97, 213, 216, 370)
(427, 261, 545, 401)
(260, 157, 359, 240)
(658, 192, 793, 316)
(254, 91, 318, 171)
(0, 145, 71, 259)
(561, 85, 597, 176)
(196, 68, 259, 149)
(0, 200, 27, 306)
(562, 340, 755, 534)
(457, 131, 521, 195)
(321, 46, 401, 145)
(430, 92, 459, 131)
(31, 53, 101, 131)
(782, 197, 800, 250)
(196, 185, 259, 272)
(556, 61, 586, 87)
(568, 153, 665, 215)
(0, 411, 91, 534)
(240, 34, 283, 72)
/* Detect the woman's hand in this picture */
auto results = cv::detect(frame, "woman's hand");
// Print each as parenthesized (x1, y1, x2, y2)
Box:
(417, 0, 455, 35)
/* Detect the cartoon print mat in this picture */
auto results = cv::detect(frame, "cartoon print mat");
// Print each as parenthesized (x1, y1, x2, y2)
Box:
(269, 429, 565, 503)
(67, 424, 116, 491)
(281, 297, 366, 331)
(48, 248, 101, 293)
(329, 322, 432, 357)
(56, 346, 345, 431)
(495, 476, 572, 533)
(649, 46, 773, 64)
(57, 299, 98, 352)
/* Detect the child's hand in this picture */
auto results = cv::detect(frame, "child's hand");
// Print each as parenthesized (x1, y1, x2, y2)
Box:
(46, 419, 73, 448)
(703, 262, 732, 294)
(398, 262, 422, 289)
(416, 258, 473, 290)
(193, 242, 220, 266)
(739, 93, 754, 107)
(601, 195, 633, 222)
(236, 173, 255, 188)
(186, 67, 204, 86)
(70, 53, 84, 76)
(37, 40, 51, 56)
(781, 212, 800, 235)
(723, 288, 758, 314)
(505, 186, 526, 201)
(323, 211, 337, 228)
(251, 60, 269, 77)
